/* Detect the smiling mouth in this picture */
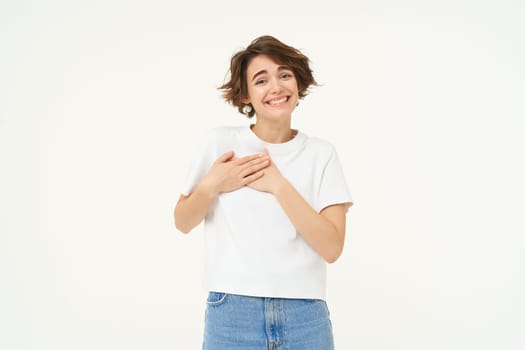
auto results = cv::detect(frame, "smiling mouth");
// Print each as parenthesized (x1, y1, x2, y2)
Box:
(266, 96, 289, 106)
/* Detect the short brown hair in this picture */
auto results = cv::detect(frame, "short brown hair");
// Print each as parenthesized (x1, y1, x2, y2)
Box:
(219, 35, 318, 118)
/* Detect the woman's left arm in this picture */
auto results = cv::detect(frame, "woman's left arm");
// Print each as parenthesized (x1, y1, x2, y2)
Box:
(247, 151, 351, 263)
(274, 180, 349, 263)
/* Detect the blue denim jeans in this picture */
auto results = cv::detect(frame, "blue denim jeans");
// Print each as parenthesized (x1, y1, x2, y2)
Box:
(203, 292, 335, 350)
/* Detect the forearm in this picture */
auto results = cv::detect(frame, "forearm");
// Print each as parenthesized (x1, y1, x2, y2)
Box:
(175, 151, 271, 233)
(273, 180, 344, 263)
(174, 182, 217, 234)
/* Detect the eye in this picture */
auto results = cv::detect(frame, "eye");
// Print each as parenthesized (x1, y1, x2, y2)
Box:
(255, 79, 266, 85)
(281, 72, 294, 79)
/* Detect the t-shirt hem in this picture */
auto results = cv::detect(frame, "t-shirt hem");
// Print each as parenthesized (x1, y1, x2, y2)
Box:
(204, 285, 327, 301)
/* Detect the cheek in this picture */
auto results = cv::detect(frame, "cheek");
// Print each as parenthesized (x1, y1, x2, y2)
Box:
(250, 87, 265, 100)
(287, 80, 300, 93)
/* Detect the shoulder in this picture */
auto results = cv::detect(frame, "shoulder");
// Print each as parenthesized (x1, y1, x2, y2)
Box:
(199, 126, 244, 144)
(303, 135, 337, 156)
(205, 125, 244, 137)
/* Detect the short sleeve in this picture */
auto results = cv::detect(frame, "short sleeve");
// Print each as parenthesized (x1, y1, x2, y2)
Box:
(316, 146, 353, 212)
(180, 130, 216, 197)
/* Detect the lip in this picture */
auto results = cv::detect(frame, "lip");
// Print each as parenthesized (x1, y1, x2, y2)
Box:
(265, 96, 290, 106)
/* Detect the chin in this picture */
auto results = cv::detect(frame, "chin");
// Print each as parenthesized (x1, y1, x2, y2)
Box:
(256, 110, 294, 121)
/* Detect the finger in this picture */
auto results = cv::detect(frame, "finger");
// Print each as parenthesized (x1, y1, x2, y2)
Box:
(243, 156, 270, 168)
(242, 170, 264, 185)
(235, 153, 262, 165)
(215, 150, 234, 163)
(235, 153, 267, 165)
(239, 152, 267, 164)
(240, 158, 270, 178)
(263, 148, 272, 164)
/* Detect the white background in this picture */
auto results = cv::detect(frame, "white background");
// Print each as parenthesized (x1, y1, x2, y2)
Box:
(1, 0, 524, 349)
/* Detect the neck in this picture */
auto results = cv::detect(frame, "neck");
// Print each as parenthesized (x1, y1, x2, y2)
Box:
(251, 120, 296, 144)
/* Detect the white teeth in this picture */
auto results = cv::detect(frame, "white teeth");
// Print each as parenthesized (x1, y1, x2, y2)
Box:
(268, 97, 287, 105)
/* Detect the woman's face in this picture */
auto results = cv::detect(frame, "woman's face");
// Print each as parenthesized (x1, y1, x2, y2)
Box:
(243, 54, 299, 122)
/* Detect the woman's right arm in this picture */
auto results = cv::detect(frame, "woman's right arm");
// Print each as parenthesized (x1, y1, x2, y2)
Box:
(174, 183, 217, 234)
(174, 151, 269, 233)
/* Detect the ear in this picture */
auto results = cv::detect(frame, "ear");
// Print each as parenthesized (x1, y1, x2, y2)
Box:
(241, 96, 251, 104)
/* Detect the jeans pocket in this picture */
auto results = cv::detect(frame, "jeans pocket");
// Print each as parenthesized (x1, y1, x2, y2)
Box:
(206, 291, 228, 306)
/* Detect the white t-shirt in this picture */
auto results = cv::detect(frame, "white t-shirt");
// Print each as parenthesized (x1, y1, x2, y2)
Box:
(181, 125, 352, 300)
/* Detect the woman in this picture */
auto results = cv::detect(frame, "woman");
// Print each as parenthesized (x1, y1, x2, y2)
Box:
(174, 35, 353, 350)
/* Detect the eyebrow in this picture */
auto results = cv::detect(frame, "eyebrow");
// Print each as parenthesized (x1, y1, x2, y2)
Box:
(251, 66, 292, 82)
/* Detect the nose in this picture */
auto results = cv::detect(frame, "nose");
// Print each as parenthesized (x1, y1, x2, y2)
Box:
(269, 77, 283, 94)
